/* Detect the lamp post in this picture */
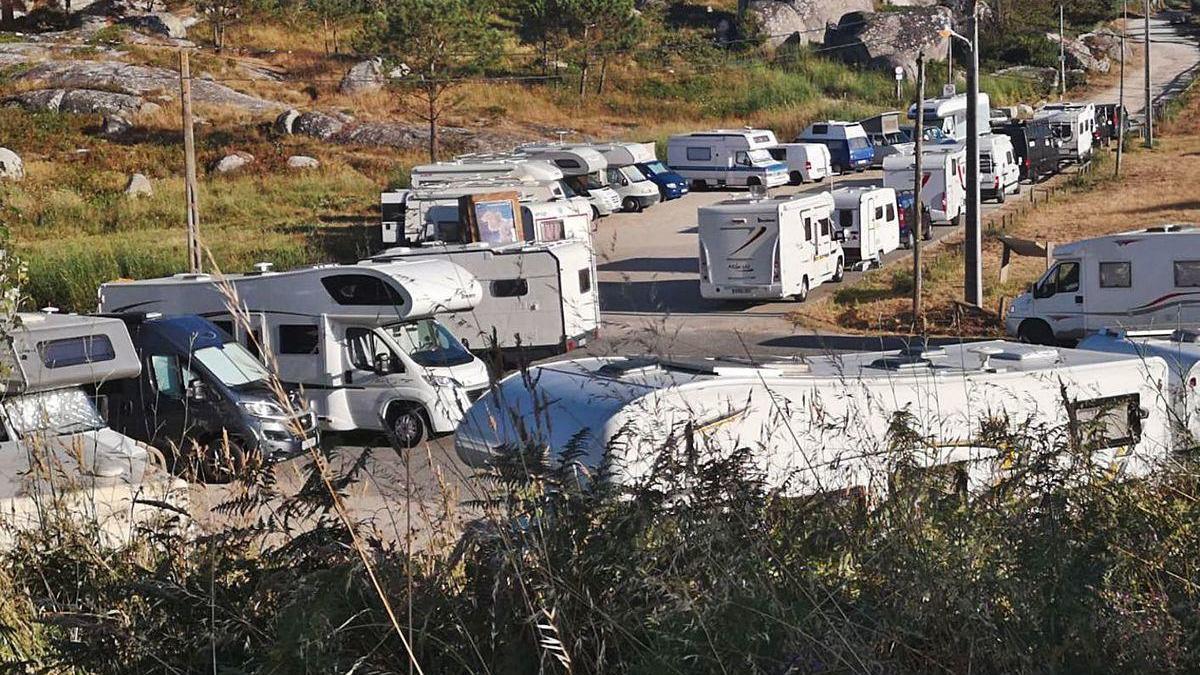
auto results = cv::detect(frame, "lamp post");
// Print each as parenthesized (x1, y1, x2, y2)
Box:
(941, 3, 982, 307)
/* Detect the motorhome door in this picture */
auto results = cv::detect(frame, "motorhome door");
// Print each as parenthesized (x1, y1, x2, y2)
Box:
(343, 327, 401, 426)
(1030, 259, 1086, 338)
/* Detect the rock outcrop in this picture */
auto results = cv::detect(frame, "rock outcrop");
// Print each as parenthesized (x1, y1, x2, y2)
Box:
(995, 65, 1060, 91)
(0, 148, 24, 181)
(273, 109, 300, 135)
(98, 114, 133, 138)
(211, 152, 254, 174)
(119, 12, 187, 39)
(292, 111, 346, 140)
(286, 155, 320, 170)
(339, 58, 385, 95)
(824, 7, 951, 79)
(1046, 32, 1110, 73)
(4, 88, 160, 116)
(743, 0, 873, 47)
(1080, 28, 1129, 62)
(124, 172, 153, 197)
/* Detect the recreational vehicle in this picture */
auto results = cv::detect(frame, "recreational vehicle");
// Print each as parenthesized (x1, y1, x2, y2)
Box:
(698, 192, 844, 302)
(97, 313, 319, 480)
(666, 129, 789, 189)
(455, 341, 1172, 496)
(767, 143, 832, 184)
(991, 118, 1057, 182)
(1078, 327, 1200, 447)
(795, 121, 874, 173)
(980, 133, 1020, 203)
(882, 145, 966, 226)
(367, 239, 600, 360)
(409, 158, 563, 188)
(0, 312, 186, 545)
(908, 92, 992, 142)
(860, 111, 915, 168)
(1006, 226, 1200, 344)
(1036, 103, 1095, 163)
(832, 186, 901, 269)
(98, 261, 491, 448)
(516, 144, 624, 217)
(587, 142, 663, 211)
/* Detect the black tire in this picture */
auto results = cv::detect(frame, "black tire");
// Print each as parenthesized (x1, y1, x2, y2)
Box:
(790, 171, 804, 185)
(590, 205, 600, 221)
(747, 176, 762, 188)
(877, 250, 885, 268)
(922, 213, 934, 240)
(1018, 319, 1055, 346)
(691, 179, 706, 191)
(832, 258, 844, 283)
(388, 406, 427, 449)
(1014, 182, 1022, 195)
(997, 188, 1006, 204)
(188, 436, 250, 484)
(903, 231, 914, 249)
(622, 196, 641, 212)
(796, 276, 810, 302)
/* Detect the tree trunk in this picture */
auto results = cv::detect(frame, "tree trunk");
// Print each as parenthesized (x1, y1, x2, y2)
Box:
(332, 24, 339, 54)
(597, 56, 608, 95)
(323, 16, 330, 54)
(427, 94, 438, 162)
(577, 26, 589, 98)
(1, 0, 13, 27)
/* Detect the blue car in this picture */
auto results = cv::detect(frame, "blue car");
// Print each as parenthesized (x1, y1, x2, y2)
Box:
(635, 160, 689, 200)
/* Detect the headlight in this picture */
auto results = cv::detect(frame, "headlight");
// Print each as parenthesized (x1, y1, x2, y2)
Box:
(427, 374, 461, 388)
(240, 400, 288, 419)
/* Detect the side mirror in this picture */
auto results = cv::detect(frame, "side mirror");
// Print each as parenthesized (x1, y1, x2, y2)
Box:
(373, 353, 391, 376)
(834, 230, 846, 242)
(187, 379, 208, 402)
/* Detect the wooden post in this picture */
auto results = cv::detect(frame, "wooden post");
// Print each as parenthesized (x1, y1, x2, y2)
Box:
(912, 52, 926, 327)
(999, 243, 1012, 282)
(180, 50, 201, 274)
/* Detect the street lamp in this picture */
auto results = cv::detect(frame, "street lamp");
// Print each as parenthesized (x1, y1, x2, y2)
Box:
(940, 4, 983, 308)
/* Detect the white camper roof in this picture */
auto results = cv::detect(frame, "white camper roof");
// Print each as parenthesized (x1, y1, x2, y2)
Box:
(588, 141, 657, 167)
(700, 190, 835, 217)
(1050, 225, 1200, 258)
(670, 129, 779, 149)
(0, 312, 140, 394)
(831, 186, 895, 208)
(369, 237, 586, 262)
(516, 144, 608, 175)
(909, 93, 991, 119)
(411, 159, 564, 186)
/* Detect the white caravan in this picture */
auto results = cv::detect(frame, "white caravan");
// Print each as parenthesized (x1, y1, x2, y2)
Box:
(832, 186, 901, 269)
(516, 144, 624, 217)
(980, 133, 1021, 203)
(367, 239, 600, 359)
(882, 145, 967, 226)
(455, 341, 1171, 496)
(666, 129, 789, 189)
(0, 312, 186, 546)
(587, 142, 662, 212)
(1037, 103, 1095, 163)
(767, 143, 832, 184)
(908, 92, 992, 142)
(98, 262, 491, 448)
(410, 158, 562, 188)
(1006, 226, 1200, 344)
(698, 192, 844, 302)
(1078, 327, 1200, 448)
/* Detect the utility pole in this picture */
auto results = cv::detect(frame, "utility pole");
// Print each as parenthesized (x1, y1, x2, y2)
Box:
(1117, 0, 1127, 176)
(964, 0, 982, 307)
(179, 50, 201, 274)
(1145, 0, 1154, 148)
(1059, 4, 1067, 101)
(912, 52, 925, 326)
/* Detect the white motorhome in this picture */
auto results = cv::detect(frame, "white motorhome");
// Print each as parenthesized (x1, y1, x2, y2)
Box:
(426, 153, 597, 219)
(455, 341, 1172, 496)
(98, 261, 491, 448)
(832, 186, 901, 269)
(980, 133, 1020, 203)
(1006, 226, 1200, 344)
(698, 192, 844, 302)
(882, 145, 967, 226)
(767, 143, 832, 184)
(1078, 327, 1200, 447)
(366, 239, 600, 359)
(1036, 103, 1095, 163)
(908, 92, 992, 142)
(666, 129, 789, 189)
(0, 312, 186, 546)
(516, 144, 624, 217)
(587, 142, 662, 212)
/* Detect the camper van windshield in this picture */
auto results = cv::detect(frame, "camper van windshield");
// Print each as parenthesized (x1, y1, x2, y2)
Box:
(746, 149, 773, 165)
(194, 343, 271, 389)
(558, 180, 579, 198)
(385, 319, 474, 368)
(583, 172, 609, 189)
(1051, 123, 1072, 139)
(4, 388, 106, 437)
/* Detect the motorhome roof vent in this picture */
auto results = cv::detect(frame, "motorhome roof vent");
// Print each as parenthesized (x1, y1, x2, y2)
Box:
(1171, 329, 1200, 344)
(868, 355, 932, 371)
(597, 357, 661, 378)
(993, 346, 1058, 361)
(40, 306, 59, 314)
(1145, 224, 1188, 233)
(172, 272, 211, 280)
(252, 262, 274, 274)
(899, 343, 946, 359)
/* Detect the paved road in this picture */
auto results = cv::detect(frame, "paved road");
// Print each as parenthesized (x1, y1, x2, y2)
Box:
(1093, 15, 1200, 115)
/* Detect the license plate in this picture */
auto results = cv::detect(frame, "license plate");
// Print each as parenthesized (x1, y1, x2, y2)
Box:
(301, 437, 317, 450)
(729, 287, 753, 295)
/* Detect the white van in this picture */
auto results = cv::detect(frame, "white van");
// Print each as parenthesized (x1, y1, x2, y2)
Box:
(1036, 103, 1095, 163)
(0, 312, 187, 546)
(908, 92, 992, 142)
(517, 144, 625, 217)
(455, 341, 1172, 496)
(882, 145, 966, 226)
(1078, 327, 1200, 448)
(698, 192, 844, 302)
(586, 142, 662, 212)
(666, 129, 789, 189)
(98, 261, 491, 447)
(767, 143, 832, 184)
(832, 186, 901, 269)
(1006, 226, 1200, 344)
(980, 133, 1020, 203)
(367, 239, 599, 360)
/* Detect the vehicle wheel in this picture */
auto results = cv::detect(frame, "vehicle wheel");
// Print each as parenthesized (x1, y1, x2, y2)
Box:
(622, 196, 641, 212)
(191, 436, 250, 484)
(590, 205, 600, 220)
(832, 258, 844, 282)
(1014, 182, 1022, 195)
(790, 171, 804, 185)
(877, 250, 885, 268)
(903, 231, 914, 249)
(1018, 319, 1055, 346)
(387, 406, 427, 449)
(922, 214, 934, 240)
(997, 188, 1006, 204)
(747, 177, 762, 188)
(691, 179, 706, 191)
(796, 276, 810, 302)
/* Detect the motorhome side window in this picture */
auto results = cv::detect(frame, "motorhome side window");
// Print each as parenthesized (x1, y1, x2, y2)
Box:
(838, 210, 853, 229)
(874, 206, 884, 221)
(149, 354, 187, 398)
(212, 319, 235, 337)
(578, 268, 592, 294)
(38, 335, 115, 368)
(490, 279, 529, 298)
(279, 325, 319, 354)
(1174, 260, 1200, 287)
(347, 327, 399, 372)
(803, 217, 813, 242)
(1099, 262, 1132, 288)
(1035, 261, 1080, 298)
(1069, 394, 1143, 449)
(686, 147, 711, 162)
(886, 204, 896, 221)
(818, 217, 831, 238)
(734, 151, 750, 166)
(557, 159, 581, 170)
(321, 274, 405, 307)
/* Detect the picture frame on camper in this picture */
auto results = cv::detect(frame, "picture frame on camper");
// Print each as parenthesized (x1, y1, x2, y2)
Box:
(461, 192, 521, 246)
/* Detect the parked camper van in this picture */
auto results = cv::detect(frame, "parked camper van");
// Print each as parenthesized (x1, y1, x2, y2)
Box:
(666, 129, 789, 189)
(98, 261, 491, 448)
(98, 313, 319, 480)
(767, 143, 831, 184)
(908, 92, 992, 142)
(860, 111, 915, 168)
(992, 118, 1057, 182)
(455, 341, 1171, 496)
(517, 144, 624, 217)
(586, 142, 663, 211)
(1078, 327, 1200, 447)
(698, 192, 844, 302)
(1006, 226, 1200, 344)
(410, 159, 562, 189)
(1037, 103, 1095, 163)
(832, 186, 901, 268)
(0, 312, 186, 544)
(367, 239, 599, 360)
(980, 133, 1020, 203)
(882, 145, 966, 226)
(795, 121, 874, 173)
